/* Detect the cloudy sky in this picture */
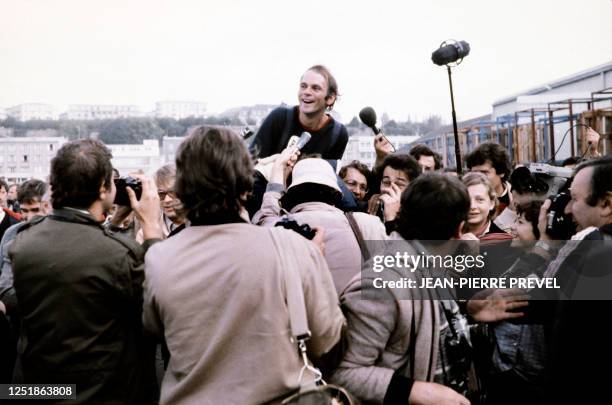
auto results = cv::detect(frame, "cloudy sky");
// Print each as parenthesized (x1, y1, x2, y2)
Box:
(1, 0, 611, 123)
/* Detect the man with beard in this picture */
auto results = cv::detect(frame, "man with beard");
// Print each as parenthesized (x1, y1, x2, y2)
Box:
(9, 139, 163, 403)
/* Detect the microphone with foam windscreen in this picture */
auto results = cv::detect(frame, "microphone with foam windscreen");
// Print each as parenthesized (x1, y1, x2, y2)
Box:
(359, 106, 395, 153)
(359, 107, 381, 134)
(431, 41, 470, 66)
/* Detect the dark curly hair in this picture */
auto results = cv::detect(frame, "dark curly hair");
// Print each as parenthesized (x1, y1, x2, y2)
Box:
(409, 144, 443, 170)
(17, 179, 47, 205)
(509, 166, 548, 195)
(175, 126, 254, 224)
(380, 153, 422, 182)
(466, 142, 511, 180)
(396, 173, 470, 241)
(50, 139, 113, 209)
(516, 199, 544, 240)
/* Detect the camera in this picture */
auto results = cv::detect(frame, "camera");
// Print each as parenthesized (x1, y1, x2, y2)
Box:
(546, 190, 577, 240)
(274, 217, 316, 240)
(113, 176, 142, 206)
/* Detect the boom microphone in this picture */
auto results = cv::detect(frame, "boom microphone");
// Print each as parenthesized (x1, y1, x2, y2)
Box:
(359, 107, 381, 134)
(431, 41, 470, 66)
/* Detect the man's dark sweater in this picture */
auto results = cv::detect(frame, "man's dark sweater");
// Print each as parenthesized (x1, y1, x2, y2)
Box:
(250, 106, 348, 161)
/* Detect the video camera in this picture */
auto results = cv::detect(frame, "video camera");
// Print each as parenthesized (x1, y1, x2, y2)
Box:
(527, 163, 576, 239)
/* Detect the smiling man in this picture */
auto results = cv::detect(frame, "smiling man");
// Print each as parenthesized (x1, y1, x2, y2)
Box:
(247, 65, 349, 216)
(250, 65, 348, 166)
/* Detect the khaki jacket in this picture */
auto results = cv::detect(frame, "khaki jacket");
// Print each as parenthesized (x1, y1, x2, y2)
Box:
(143, 223, 344, 405)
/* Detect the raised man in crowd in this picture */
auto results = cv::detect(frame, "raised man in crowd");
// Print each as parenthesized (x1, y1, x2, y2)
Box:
(247, 65, 349, 216)
(9, 139, 163, 403)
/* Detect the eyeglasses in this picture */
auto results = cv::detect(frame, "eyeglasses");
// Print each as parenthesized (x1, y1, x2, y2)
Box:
(344, 180, 368, 192)
(381, 178, 408, 189)
(158, 189, 177, 200)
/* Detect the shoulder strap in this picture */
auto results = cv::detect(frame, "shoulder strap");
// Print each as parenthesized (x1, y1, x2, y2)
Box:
(345, 212, 370, 261)
(269, 229, 324, 392)
(280, 106, 295, 149)
(269, 229, 310, 341)
(330, 118, 342, 147)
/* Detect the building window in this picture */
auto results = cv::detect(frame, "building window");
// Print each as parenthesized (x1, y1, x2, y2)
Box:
(23, 155, 28, 162)
(49, 144, 54, 151)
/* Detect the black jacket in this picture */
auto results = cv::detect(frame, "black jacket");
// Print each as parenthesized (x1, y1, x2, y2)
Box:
(9, 208, 160, 404)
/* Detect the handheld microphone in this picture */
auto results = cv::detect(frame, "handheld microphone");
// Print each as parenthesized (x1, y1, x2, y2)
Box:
(295, 131, 312, 150)
(359, 106, 396, 153)
(431, 41, 470, 66)
(359, 107, 381, 134)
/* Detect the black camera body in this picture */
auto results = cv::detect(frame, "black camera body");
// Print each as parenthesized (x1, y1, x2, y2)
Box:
(274, 217, 316, 240)
(114, 176, 142, 206)
(546, 190, 577, 239)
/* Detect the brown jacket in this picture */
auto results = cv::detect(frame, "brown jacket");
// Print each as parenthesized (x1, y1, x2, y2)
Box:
(143, 223, 345, 404)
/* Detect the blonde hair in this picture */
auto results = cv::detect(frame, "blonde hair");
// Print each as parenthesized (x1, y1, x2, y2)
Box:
(462, 171, 498, 219)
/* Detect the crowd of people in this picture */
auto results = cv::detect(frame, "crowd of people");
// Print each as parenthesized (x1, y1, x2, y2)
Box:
(0, 65, 611, 405)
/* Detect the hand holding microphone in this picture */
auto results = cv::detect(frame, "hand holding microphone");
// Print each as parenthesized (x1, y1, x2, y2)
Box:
(359, 106, 396, 157)
(267, 132, 312, 184)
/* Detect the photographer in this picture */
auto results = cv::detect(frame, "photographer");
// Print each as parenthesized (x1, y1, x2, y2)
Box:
(8, 139, 163, 403)
(252, 152, 386, 294)
(141, 126, 344, 404)
(538, 156, 612, 404)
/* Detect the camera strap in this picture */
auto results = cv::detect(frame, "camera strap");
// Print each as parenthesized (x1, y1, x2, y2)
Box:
(268, 228, 322, 393)
(344, 212, 370, 262)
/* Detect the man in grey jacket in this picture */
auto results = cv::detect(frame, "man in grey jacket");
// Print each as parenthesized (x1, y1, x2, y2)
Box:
(331, 173, 476, 405)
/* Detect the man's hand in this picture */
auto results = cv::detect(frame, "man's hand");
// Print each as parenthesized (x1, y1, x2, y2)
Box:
(379, 183, 401, 221)
(467, 288, 529, 322)
(409, 381, 470, 405)
(0, 300, 5, 315)
(311, 226, 326, 257)
(374, 134, 394, 159)
(127, 175, 162, 240)
(270, 146, 299, 185)
(537, 199, 552, 242)
(109, 205, 134, 228)
(367, 194, 382, 216)
(586, 127, 601, 156)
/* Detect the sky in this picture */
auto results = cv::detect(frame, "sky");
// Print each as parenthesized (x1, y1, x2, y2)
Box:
(1, 0, 611, 123)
